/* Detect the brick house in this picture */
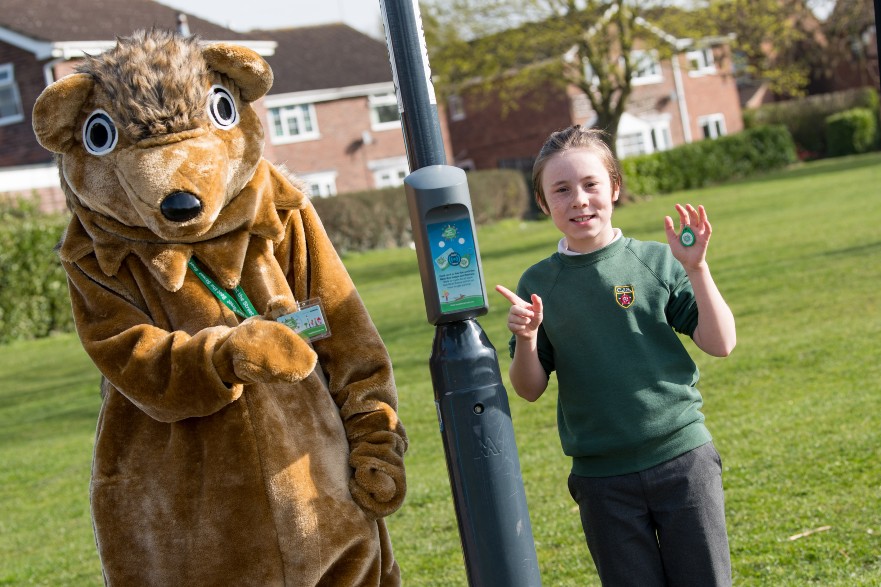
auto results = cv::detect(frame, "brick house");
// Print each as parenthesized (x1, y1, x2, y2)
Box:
(443, 19, 744, 174)
(253, 25, 452, 197)
(0, 0, 443, 212)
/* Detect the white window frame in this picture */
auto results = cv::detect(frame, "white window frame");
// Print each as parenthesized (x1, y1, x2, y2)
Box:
(368, 156, 409, 189)
(368, 92, 401, 131)
(447, 94, 466, 122)
(629, 50, 663, 86)
(301, 170, 338, 198)
(686, 47, 717, 76)
(698, 114, 727, 139)
(266, 102, 320, 144)
(617, 131, 649, 158)
(0, 63, 24, 126)
(650, 121, 673, 152)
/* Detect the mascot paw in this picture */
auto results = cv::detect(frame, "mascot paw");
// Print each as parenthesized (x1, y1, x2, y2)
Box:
(264, 295, 299, 320)
(214, 318, 317, 384)
(348, 436, 406, 518)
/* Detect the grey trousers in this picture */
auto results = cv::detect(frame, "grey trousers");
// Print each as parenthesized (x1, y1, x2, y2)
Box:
(568, 442, 731, 587)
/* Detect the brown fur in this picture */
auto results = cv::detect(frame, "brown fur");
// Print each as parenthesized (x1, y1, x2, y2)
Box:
(77, 30, 208, 140)
(33, 30, 405, 586)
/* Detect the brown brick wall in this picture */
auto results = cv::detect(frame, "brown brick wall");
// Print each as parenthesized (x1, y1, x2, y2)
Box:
(258, 95, 449, 194)
(445, 45, 745, 171)
(446, 87, 572, 171)
(678, 46, 744, 140)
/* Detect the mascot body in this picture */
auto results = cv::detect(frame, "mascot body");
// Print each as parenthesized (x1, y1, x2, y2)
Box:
(33, 30, 406, 586)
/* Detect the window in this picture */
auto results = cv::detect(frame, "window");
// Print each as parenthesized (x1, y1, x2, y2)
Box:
(301, 171, 338, 198)
(447, 94, 466, 122)
(267, 103, 319, 143)
(0, 64, 24, 126)
(369, 157, 409, 188)
(650, 122, 673, 152)
(686, 47, 716, 76)
(699, 114, 726, 139)
(617, 132, 649, 158)
(369, 93, 401, 130)
(630, 50, 663, 85)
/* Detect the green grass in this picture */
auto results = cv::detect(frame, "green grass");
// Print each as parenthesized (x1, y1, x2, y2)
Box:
(2, 153, 880, 585)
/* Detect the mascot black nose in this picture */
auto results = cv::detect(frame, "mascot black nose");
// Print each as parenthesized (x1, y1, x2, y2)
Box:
(160, 191, 202, 222)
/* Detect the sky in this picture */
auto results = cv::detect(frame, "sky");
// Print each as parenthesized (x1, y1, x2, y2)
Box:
(160, 0, 386, 38)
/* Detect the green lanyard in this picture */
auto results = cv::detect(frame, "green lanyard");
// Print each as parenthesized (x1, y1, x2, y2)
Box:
(187, 258, 258, 318)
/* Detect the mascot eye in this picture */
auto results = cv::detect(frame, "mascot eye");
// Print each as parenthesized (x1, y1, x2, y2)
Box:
(83, 110, 118, 156)
(207, 85, 239, 129)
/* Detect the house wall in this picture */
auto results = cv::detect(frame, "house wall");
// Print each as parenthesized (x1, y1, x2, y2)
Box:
(0, 42, 54, 167)
(619, 61, 688, 147)
(258, 97, 406, 193)
(258, 95, 451, 194)
(445, 87, 573, 171)
(444, 44, 744, 174)
(678, 45, 743, 140)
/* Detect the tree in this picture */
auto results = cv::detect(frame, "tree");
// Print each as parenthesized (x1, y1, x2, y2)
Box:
(423, 0, 683, 157)
(686, 0, 830, 98)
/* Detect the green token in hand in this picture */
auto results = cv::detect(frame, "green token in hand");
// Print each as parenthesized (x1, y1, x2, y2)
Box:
(680, 226, 696, 247)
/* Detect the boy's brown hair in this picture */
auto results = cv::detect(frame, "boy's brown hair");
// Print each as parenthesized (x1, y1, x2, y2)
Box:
(532, 125, 623, 211)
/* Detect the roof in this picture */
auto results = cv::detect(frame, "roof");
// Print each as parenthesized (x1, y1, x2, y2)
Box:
(253, 25, 393, 95)
(0, 0, 274, 58)
(0, 1, 392, 95)
(0, 0, 246, 43)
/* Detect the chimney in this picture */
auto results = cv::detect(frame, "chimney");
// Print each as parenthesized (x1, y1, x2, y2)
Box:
(177, 13, 191, 36)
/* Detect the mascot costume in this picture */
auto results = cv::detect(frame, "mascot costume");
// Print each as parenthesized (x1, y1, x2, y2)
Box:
(32, 29, 407, 586)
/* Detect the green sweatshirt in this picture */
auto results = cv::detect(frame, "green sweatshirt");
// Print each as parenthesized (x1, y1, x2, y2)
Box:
(510, 236, 712, 477)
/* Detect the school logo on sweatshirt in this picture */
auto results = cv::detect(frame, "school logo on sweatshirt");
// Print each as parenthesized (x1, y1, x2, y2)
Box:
(615, 285, 635, 309)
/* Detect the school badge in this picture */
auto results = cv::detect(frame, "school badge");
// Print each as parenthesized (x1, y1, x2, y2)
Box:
(615, 285, 635, 309)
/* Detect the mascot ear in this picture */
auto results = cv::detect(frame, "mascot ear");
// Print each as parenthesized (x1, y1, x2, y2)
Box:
(202, 43, 273, 102)
(33, 73, 94, 154)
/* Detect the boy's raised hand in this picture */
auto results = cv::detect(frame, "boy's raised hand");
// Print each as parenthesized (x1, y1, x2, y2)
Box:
(665, 203, 711, 271)
(495, 285, 543, 339)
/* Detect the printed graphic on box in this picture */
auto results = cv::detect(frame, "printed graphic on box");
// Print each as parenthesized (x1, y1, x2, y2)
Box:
(427, 218, 485, 314)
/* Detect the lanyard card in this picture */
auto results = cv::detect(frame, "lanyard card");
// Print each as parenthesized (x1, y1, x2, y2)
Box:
(277, 298, 330, 342)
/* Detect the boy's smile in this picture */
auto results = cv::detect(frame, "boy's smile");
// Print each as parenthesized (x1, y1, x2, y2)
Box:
(540, 147, 619, 254)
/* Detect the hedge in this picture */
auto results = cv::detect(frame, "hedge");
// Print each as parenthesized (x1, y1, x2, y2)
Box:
(0, 199, 73, 344)
(743, 87, 880, 158)
(825, 107, 879, 157)
(621, 124, 798, 196)
(311, 168, 529, 253)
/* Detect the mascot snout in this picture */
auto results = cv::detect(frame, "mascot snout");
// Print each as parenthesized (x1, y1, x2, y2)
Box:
(160, 191, 203, 222)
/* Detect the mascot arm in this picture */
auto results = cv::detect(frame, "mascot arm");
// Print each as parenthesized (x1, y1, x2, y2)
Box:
(64, 259, 316, 423)
(280, 202, 408, 519)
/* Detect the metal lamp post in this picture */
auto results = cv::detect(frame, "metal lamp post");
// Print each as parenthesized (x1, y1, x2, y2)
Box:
(378, 2, 542, 585)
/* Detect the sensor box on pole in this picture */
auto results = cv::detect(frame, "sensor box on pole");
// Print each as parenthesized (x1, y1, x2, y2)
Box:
(405, 165, 488, 325)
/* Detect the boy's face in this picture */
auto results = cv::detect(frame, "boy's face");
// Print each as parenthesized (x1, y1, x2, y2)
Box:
(539, 147, 620, 254)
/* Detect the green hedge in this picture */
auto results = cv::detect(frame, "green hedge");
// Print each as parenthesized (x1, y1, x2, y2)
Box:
(0, 200, 73, 344)
(621, 125, 798, 196)
(311, 168, 529, 252)
(825, 107, 879, 157)
(743, 87, 880, 158)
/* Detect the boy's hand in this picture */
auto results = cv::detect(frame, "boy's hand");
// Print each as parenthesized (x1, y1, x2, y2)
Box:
(665, 203, 711, 271)
(495, 285, 543, 340)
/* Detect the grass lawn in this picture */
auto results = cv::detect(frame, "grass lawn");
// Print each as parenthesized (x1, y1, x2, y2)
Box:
(1, 152, 879, 585)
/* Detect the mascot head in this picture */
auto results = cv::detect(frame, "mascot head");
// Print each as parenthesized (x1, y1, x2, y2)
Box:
(33, 29, 274, 242)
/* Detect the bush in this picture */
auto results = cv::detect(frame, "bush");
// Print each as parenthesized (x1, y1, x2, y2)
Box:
(743, 87, 880, 158)
(825, 108, 879, 157)
(621, 125, 797, 196)
(0, 200, 73, 344)
(312, 168, 529, 252)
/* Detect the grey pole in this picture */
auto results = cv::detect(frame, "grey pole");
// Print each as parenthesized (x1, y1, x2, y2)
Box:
(379, 2, 542, 585)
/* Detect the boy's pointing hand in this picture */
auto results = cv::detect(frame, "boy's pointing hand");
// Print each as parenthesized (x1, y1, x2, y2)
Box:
(496, 285, 543, 339)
